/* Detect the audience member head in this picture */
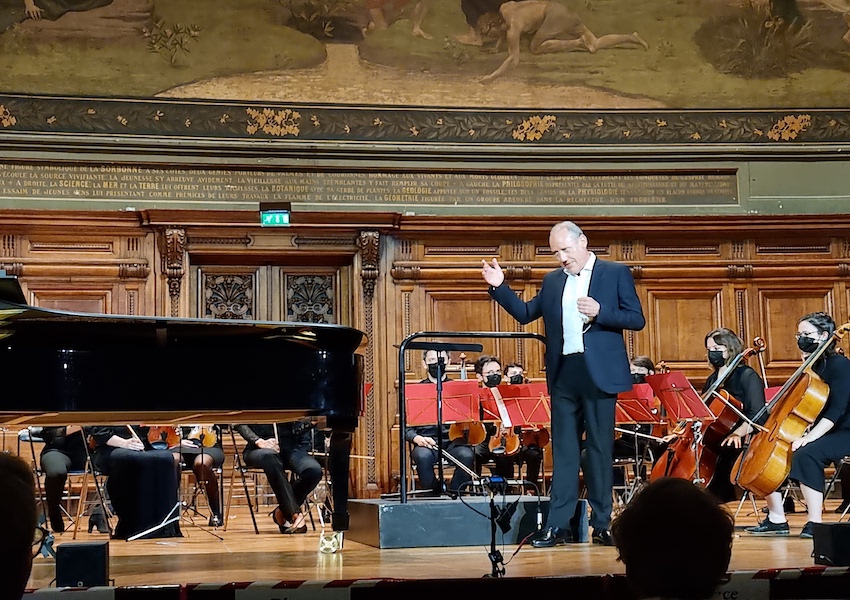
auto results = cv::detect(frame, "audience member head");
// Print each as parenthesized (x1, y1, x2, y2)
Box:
(611, 477, 734, 600)
(422, 349, 450, 382)
(629, 356, 655, 384)
(704, 327, 744, 369)
(797, 312, 837, 357)
(474, 355, 502, 388)
(0, 452, 37, 599)
(505, 362, 526, 385)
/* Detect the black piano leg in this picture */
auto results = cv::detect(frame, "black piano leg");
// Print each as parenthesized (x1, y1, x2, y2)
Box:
(328, 429, 352, 532)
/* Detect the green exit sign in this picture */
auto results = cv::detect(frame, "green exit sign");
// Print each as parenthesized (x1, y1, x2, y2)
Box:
(259, 202, 291, 227)
(261, 211, 290, 226)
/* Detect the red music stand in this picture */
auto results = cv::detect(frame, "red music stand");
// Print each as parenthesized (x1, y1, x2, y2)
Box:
(479, 383, 551, 426)
(645, 371, 715, 485)
(405, 380, 480, 426)
(645, 371, 714, 423)
(615, 383, 660, 424)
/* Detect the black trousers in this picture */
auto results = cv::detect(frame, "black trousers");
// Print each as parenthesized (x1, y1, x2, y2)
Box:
(549, 353, 616, 531)
(411, 440, 476, 493)
(243, 443, 322, 519)
(491, 446, 543, 486)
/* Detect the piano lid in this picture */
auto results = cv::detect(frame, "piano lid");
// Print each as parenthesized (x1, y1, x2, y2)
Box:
(0, 275, 366, 426)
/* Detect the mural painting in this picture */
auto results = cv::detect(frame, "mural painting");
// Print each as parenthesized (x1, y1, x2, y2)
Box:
(0, 0, 848, 110)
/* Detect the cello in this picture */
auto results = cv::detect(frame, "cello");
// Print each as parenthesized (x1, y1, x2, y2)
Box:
(650, 343, 761, 485)
(732, 322, 850, 498)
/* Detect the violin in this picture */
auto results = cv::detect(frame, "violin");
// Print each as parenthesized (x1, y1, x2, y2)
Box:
(521, 426, 550, 448)
(448, 421, 487, 446)
(489, 424, 520, 456)
(447, 353, 488, 446)
(732, 323, 850, 497)
(147, 425, 180, 449)
(188, 425, 218, 447)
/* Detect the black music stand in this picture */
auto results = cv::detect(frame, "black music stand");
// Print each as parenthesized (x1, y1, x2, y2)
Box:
(646, 371, 715, 485)
(404, 341, 484, 497)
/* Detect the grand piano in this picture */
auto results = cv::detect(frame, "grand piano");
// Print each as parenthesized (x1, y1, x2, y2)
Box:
(0, 275, 365, 531)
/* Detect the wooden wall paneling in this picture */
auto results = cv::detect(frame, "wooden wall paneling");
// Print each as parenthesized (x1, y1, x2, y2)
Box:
(755, 284, 838, 372)
(192, 266, 261, 320)
(643, 287, 724, 371)
(28, 286, 112, 314)
(427, 289, 500, 365)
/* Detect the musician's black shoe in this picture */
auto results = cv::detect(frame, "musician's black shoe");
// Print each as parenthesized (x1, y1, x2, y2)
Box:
(531, 526, 572, 548)
(208, 514, 222, 528)
(745, 518, 789, 535)
(592, 528, 614, 546)
(48, 508, 66, 534)
(88, 512, 109, 534)
(835, 499, 850, 514)
(800, 521, 816, 539)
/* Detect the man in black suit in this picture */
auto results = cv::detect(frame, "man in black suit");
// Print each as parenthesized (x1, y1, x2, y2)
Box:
(482, 220, 645, 547)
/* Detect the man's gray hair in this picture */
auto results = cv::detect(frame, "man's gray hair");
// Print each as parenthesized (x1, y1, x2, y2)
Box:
(551, 221, 584, 239)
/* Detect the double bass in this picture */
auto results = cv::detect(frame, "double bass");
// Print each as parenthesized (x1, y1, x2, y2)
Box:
(732, 323, 850, 497)
(651, 343, 762, 485)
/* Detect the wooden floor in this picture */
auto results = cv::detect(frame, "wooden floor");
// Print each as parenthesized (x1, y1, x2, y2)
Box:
(27, 497, 845, 589)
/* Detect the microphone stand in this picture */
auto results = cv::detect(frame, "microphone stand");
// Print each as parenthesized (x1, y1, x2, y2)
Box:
(486, 483, 506, 579)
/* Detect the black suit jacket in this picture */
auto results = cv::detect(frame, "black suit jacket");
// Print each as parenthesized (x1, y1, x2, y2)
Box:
(490, 258, 645, 395)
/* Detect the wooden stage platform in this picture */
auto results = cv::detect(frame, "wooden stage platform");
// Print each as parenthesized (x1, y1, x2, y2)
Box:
(27, 499, 845, 590)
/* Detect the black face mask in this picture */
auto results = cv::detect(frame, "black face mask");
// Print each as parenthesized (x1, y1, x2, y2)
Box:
(707, 350, 726, 368)
(631, 373, 646, 384)
(508, 374, 524, 385)
(485, 374, 502, 387)
(427, 363, 442, 379)
(797, 335, 821, 354)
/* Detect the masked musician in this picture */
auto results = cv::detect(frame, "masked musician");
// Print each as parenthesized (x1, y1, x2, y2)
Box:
(703, 328, 766, 503)
(405, 349, 477, 496)
(746, 312, 850, 538)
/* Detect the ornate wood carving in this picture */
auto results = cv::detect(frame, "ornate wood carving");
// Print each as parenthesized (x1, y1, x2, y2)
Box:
(285, 274, 334, 323)
(163, 228, 186, 317)
(357, 231, 380, 301)
(202, 272, 255, 319)
(118, 263, 150, 279)
(0, 262, 22, 276)
(727, 264, 754, 278)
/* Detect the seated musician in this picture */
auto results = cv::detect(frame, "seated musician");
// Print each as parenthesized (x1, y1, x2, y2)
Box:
(703, 328, 766, 503)
(746, 312, 850, 538)
(607, 356, 657, 488)
(39, 426, 89, 533)
(172, 426, 225, 527)
(234, 420, 321, 534)
(405, 348, 476, 495)
(89, 426, 181, 539)
(480, 358, 544, 492)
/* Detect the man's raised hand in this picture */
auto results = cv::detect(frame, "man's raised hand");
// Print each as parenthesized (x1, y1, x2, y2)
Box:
(481, 258, 505, 287)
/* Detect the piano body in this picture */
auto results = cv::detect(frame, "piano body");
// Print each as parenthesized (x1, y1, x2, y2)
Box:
(0, 276, 364, 531)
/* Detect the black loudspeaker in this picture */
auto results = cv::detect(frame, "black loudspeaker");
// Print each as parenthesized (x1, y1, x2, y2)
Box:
(55, 541, 109, 587)
(812, 523, 850, 566)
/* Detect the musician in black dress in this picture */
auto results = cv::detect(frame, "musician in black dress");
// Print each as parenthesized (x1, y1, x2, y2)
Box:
(90, 426, 181, 539)
(39, 426, 88, 533)
(746, 312, 850, 538)
(172, 426, 225, 527)
(234, 420, 321, 534)
(702, 328, 767, 503)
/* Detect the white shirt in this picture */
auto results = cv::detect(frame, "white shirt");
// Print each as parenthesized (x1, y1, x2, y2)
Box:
(561, 253, 596, 355)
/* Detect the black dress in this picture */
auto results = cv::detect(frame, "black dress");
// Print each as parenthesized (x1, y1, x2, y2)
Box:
(702, 365, 766, 502)
(90, 425, 181, 540)
(788, 353, 850, 492)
